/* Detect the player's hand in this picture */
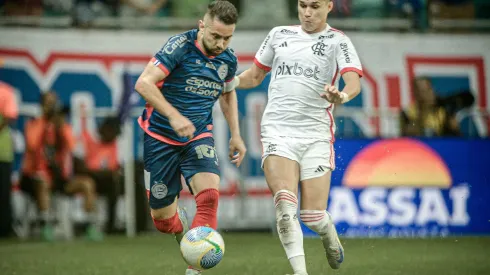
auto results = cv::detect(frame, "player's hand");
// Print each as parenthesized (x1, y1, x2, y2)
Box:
(321, 84, 342, 104)
(169, 113, 195, 140)
(228, 136, 247, 167)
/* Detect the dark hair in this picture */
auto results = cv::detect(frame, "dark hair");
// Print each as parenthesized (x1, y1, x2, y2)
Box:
(40, 91, 55, 104)
(100, 116, 122, 136)
(207, 0, 238, 25)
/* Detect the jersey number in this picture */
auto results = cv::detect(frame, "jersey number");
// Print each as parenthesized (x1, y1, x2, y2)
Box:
(195, 145, 216, 159)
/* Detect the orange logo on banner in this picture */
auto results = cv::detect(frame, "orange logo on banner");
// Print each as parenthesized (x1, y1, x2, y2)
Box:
(342, 138, 452, 188)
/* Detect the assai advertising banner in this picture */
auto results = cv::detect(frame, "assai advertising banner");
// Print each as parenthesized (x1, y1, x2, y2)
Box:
(302, 138, 490, 237)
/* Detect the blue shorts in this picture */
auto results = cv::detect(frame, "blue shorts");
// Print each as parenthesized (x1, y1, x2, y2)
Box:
(143, 133, 220, 209)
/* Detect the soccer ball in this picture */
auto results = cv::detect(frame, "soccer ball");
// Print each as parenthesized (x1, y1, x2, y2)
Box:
(180, 226, 225, 270)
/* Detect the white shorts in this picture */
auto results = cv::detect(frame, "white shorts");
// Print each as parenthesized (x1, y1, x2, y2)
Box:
(261, 136, 335, 181)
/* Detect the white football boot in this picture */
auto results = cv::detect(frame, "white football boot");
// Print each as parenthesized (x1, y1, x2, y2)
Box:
(174, 206, 189, 244)
(322, 211, 344, 269)
(185, 268, 201, 275)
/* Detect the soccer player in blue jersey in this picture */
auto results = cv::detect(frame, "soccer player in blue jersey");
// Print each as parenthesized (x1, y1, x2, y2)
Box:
(134, 1, 245, 274)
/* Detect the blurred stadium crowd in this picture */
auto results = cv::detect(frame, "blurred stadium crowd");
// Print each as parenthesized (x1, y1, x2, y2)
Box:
(0, 0, 489, 31)
(0, 0, 488, 242)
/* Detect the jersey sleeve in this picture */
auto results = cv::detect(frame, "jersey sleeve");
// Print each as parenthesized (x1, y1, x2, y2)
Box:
(253, 28, 276, 72)
(336, 35, 363, 77)
(152, 35, 188, 75)
(223, 50, 239, 92)
(225, 54, 238, 83)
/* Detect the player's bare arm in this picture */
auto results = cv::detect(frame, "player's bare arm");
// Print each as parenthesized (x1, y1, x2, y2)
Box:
(321, 71, 361, 104)
(235, 63, 269, 89)
(219, 90, 246, 167)
(135, 62, 196, 139)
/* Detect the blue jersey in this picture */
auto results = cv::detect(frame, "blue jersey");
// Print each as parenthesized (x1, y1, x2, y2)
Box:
(138, 29, 238, 145)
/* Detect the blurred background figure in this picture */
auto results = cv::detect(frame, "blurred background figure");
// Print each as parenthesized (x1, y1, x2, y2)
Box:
(400, 76, 474, 137)
(2, 0, 43, 16)
(119, 0, 170, 17)
(76, 107, 122, 234)
(19, 91, 102, 241)
(0, 77, 18, 238)
(72, 0, 119, 28)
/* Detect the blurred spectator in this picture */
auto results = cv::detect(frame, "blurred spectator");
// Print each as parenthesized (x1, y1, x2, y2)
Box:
(173, 0, 211, 18)
(0, 80, 18, 238)
(474, 0, 490, 19)
(428, 0, 474, 22)
(73, 0, 119, 28)
(75, 108, 122, 234)
(120, 0, 171, 17)
(19, 91, 103, 241)
(331, 0, 352, 17)
(2, 0, 43, 16)
(400, 76, 474, 137)
(43, 0, 73, 16)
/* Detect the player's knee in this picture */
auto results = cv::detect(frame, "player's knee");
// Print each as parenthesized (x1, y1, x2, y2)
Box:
(267, 175, 296, 195)
(150, 206, 173, 221)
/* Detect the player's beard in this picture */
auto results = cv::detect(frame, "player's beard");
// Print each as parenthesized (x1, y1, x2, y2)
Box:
(202, 36, 222, 56)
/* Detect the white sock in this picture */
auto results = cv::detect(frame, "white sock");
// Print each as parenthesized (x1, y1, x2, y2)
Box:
(290, 256, 307, 275)
(299, 210, 330, 238)
(274, 190, 307, 274)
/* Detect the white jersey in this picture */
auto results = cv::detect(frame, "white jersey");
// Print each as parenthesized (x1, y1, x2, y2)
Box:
(254, 24, 363, 141)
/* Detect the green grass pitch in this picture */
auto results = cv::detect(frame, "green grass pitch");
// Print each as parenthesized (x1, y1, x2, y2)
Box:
(1, 233, 489, 275)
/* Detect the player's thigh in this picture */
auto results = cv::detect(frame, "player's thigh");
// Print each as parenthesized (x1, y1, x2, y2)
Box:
(262, 137, 301, 194)
(300, 172, 332, 210)
(180, 137, 220, 195)
(263, 156, 300, 195)
(143, 134, 183, 219)
(299, 140, 335, 210)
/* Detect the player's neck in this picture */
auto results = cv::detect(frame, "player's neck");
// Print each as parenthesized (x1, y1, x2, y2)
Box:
(301, 23, 328, 34)
(196, 33, 214, 58)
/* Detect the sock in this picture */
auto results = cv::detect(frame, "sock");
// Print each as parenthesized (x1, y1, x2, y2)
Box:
(152, 212, 183, 234)
(186, 266, 201, 273)
(299, 210, 330, 237)
(274, 190, 307, 275)
(191, 188, 219, 229)
(290, 256, 307, 275)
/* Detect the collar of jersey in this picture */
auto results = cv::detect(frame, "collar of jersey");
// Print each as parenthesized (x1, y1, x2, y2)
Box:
(194, 40, 216, 59)
(299, 23, 331, 38)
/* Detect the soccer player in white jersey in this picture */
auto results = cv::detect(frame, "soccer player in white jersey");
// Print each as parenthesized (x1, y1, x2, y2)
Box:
(227, 0, 362, 274)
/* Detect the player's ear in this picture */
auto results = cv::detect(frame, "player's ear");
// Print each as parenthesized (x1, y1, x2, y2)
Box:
(198, 20, 205, 32)
(327, 0, 333, 13)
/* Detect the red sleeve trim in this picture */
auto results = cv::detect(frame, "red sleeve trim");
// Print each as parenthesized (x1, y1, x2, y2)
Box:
(150, 57, 170, 75)
(340, 67, 363, 78)
(253, 58, 272, 72)
(330, 27, 345, 36)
